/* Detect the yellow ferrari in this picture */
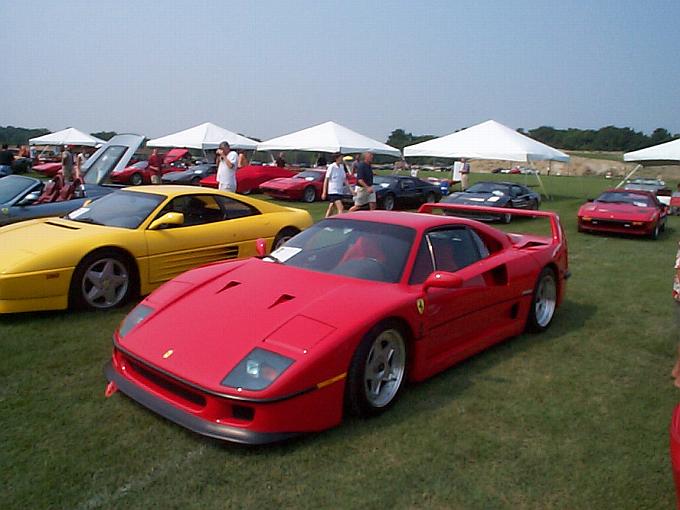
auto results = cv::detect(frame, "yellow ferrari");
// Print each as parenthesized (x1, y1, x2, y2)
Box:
(0, 186, 313, 313)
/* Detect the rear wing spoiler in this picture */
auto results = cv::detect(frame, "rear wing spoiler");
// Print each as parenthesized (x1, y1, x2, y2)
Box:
(417, 203, 565, 246)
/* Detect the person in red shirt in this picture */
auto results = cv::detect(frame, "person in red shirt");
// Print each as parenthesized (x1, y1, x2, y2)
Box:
(148, 148, 162, 184)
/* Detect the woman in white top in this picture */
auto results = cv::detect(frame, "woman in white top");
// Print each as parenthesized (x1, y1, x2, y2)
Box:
(216, 141, 238, 192)
(322, 153, 352, 217)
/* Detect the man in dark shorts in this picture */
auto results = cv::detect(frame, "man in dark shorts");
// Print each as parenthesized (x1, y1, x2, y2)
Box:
(349, 152, 376, 211)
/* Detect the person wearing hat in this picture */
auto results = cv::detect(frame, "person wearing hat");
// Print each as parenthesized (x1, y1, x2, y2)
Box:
(322, 153, 351, 217)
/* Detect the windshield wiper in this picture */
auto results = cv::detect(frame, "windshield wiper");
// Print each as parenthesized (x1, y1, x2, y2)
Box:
(262, 254, 282, 263)
(71, 217, 103, 225)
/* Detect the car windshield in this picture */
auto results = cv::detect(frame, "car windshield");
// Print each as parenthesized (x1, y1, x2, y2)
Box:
(82, 145, 128, 184)
(66, 190, 165, 229)
(595, 192, 654, 207)
(465, 183, 508, 194)
(269, 218, 415, 283)
(294, 171, 323, 181)
(0, 175, 36, 204)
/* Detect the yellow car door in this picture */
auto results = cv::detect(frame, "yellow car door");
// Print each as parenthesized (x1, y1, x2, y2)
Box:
(144, 194, 272, 284)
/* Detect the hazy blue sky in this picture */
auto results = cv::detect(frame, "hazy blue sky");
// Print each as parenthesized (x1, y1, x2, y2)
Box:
(2, 0, 679, 141)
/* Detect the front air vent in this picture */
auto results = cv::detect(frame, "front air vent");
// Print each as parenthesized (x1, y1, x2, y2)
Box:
(268, 294, 295, 309)
(217, 280, 241, 293)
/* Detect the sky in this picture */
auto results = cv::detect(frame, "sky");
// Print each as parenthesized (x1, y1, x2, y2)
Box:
(1, 0, 679, 142)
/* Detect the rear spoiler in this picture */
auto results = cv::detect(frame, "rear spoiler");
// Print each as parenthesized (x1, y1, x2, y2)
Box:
(417, 203, 565, 246)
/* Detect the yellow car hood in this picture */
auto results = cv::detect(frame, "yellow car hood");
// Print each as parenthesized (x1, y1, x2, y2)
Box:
(0, 218, 121, 274)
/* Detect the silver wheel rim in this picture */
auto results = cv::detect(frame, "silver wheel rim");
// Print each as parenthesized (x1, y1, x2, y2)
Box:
(274, 234, 294, 250)
(385, 196, 394, 210)
(131, 174, 142, 185)
(81, 258, 129, 309)
(534, 273, 556, 328)
(363, 329, 406, 408)
(304, 187, 315, 202)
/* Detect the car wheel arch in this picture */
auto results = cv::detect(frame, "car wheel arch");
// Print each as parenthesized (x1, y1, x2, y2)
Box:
(69, 245, 141, 307)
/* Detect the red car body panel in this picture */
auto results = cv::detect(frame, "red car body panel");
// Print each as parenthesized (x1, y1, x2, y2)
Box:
(577, 189, 667, 237)
(110, 149, 193, 185)
(671, 404, 680, 508)
(105, 205, 568, 444)
(33, 162, 62, 177)
(199, 165, 297, 193)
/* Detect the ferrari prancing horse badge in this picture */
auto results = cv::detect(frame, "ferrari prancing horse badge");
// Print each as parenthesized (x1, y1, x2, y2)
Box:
(416, 298, 425, 315)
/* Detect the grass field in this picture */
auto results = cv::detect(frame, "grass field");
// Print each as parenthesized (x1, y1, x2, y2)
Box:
(2, 173, 679, 509)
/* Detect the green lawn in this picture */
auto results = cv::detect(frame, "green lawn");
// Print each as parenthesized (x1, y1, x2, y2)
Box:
(2, 174, 679, 509)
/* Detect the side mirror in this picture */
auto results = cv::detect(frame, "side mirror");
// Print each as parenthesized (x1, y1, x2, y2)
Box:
(148, 212, 184, 230)
(255, 238, 267, 257)
(82, 199, 93, 206)
(423, 271, 463, 292)
(18, 190, 41, 206)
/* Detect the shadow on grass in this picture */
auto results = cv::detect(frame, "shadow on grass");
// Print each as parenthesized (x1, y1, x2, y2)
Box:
(0, 303, 135, 326)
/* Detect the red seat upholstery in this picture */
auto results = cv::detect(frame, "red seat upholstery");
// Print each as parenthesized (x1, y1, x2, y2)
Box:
(339, 236, 386, 265)
(56, 178, 81, 201)
(36, 174, 64, 204)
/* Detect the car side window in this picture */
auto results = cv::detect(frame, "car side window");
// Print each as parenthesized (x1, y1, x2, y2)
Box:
(214, 195, 260, 219)
(157, 194, 225, 227)
(409, 227, 489, 285)
(511, 185, 524, 197)
(401, 179, 415, 190)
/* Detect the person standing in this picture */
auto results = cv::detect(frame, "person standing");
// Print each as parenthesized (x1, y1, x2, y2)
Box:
(75, 147, 89, 180)
(322, 153, 351, 217)
(148, 148, 162, 184)
(670, 242, 680, 387)
(237, 150, 249, 168)
(61, 145, 74, 182)
(460, 158, 470, 190)
(216, 141, 238, 192)
(349, 152, 376, 211)
(275, 152, 286, 168)
(0, 144, 14, 177)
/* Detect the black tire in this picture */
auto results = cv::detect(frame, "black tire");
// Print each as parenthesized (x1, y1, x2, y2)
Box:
(650, 222, 660, 240)
(190, 175, 201, 184)
(345, 320, 407, 418)
(241, 188, 252, 195)
(383, 193, 396, 211)
(526, 267, 557, 333)
(272, 227, 300, 250)
(303, 186, 316, 203)
(130, 173, 143, 186)
(530, 199, 540, 210)
(501, 210, 512, 224)
(425, 192, 437, 203)
(70, 249, 134, 310)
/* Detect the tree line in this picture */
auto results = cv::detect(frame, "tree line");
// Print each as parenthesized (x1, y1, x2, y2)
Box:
(0, 126, 118, 145)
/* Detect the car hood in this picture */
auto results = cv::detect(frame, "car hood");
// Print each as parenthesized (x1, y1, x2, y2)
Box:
(261, 177, 312, 190)
(119, 258, 400, 392)
(445, 192, 507, 205)
(0, 217, 121, 273)
(579, 202, 657, 220)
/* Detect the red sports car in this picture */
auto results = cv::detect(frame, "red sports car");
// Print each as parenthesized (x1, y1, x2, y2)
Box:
(33, 162, 63, 177)
(110, 149, 192, 185)
(577, 189, 668, 239)
(259, 169, 327, 202)
(104, 204, 569, 444)
(199, 165, 297, 194)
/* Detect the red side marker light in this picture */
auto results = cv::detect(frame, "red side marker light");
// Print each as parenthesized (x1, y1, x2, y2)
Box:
(105, 381, 118, 398)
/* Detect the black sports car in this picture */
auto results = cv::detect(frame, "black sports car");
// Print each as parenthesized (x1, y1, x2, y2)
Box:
(364, 175, 442, 211)
(443, 181, 540, 223)
(161, 162, 216, 185)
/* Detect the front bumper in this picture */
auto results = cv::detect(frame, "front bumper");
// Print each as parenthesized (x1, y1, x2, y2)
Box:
(0, 267, 73, 313)
(578, 217, 654, 236)
(105, 361, 302, 445)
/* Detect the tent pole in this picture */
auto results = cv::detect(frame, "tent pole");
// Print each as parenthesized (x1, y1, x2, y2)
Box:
(615, 164, 641, 189)
(531, 161, 550, 199)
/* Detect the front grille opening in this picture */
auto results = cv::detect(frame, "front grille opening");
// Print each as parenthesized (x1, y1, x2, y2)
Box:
(127, 359, 206, 408)
(232, 405, 255, 421)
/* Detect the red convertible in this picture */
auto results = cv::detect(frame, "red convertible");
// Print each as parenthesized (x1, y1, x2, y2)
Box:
(199, 165, 296, 194)
(104, 204, 569, 444)
(577, 189, 668, 239)
(110, 148, 191, 185)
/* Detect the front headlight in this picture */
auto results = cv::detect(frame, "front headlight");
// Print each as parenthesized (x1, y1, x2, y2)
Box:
(221, 348, 294, 391)
(118, 304, 154, 338)
(487, 196, 501, 202)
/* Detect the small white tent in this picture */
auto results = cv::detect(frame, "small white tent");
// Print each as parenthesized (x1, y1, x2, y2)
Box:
(29, 127, 105, 147)
(147, 122, 258, 150)
(257, 121, 401, 157)
(624, 138, 680, 165)
(403, 120, 569, 162)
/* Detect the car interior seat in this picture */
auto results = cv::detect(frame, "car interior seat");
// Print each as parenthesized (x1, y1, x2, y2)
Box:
(56, 177, 82, 202)
(35, 174, 64, 204)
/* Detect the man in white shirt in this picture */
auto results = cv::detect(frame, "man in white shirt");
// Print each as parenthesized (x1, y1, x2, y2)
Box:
(216, 141, 238, 192)
(322, 152, 351, 217)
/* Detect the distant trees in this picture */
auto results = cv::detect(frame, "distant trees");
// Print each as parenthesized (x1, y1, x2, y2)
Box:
(386, 129, 437, 151)
(0, 126, 50, 145)
(524, 125, 679, 152)
(91, 131, 117, 141)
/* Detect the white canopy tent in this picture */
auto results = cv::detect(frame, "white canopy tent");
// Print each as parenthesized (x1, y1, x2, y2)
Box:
(403, 120, 570, 162)
(146, 122, 258, 150)
(29, 127, 105, 147)
(257, 121, 401, 157)
(618, 138, 680, 188)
